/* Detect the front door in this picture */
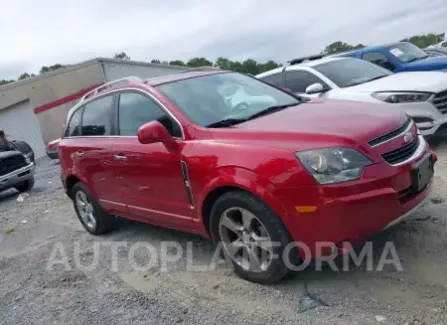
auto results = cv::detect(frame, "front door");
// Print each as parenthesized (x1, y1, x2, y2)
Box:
(112, 91, 194, 229)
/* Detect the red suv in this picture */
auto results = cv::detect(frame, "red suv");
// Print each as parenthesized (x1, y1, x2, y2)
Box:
(59, 71, 436, 283)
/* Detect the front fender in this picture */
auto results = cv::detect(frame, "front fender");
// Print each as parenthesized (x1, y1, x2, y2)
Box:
(196, 166, 291, 224)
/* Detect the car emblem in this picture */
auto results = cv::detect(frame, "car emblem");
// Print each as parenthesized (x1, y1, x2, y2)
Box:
(403, 132, 414, 143)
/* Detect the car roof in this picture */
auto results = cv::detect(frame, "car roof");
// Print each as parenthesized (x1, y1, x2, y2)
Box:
(331, 42, 408, 57)
(146, 69, 227, 86)
(256, 57, 347, 77)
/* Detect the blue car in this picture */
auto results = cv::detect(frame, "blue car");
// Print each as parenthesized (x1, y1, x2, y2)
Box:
(332, 42, 447, 73)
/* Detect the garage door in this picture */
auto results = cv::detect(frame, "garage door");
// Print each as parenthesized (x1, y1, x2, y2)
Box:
(0, 100, 46, 158)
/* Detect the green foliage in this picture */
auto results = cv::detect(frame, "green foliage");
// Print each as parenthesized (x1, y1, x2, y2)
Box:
(322, 41, 365, 55)
(400, 33, 444, 48)
(4, 227, 15, 235)
(39, 64, 66, 74)
(18, 72, 36, 81)
(0, 79, 15, 86)
(114, 52, 130, 60)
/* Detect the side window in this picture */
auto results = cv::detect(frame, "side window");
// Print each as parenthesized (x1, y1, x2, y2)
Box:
(81, 95, 114, 136)
(118, 92, 181, 138)
(65, 107, 83, 137)
(285, 70, 327, 93)
(259, 72, 284, 88)
(363, 52, 395, 70)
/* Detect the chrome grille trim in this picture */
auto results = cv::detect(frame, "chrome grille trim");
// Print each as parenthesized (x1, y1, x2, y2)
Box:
(383, 135, 426, 167)
(433, 90, 447, 114)
(368, 118, 413, 147)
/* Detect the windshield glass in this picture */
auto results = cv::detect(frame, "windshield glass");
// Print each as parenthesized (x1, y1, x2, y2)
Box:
(387, 42, 428, 63)
(314, 58, 392, 88)
(155, 72, 299, 127)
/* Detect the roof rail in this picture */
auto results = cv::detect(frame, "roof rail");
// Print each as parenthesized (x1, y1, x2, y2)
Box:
(289, 54, 325, 65)
(81, 76, 143, 101)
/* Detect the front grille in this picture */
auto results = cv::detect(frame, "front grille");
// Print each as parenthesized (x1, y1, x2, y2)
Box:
(381, 136, 420, 165)
(433, 90, 447, 114)
(0, 155, 27, 176)
(368, 118, 412, 147)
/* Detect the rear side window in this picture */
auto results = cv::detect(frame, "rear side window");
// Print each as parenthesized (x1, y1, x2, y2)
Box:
(81, 95, 114, 136)
(259, 72, 283, 88)
(65, 107, 83, 137)
(118, 92, 181, 138)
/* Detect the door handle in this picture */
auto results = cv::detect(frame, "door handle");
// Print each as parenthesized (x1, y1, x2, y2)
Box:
(114, 154, 127, 161)
(75, 151, 84, 158)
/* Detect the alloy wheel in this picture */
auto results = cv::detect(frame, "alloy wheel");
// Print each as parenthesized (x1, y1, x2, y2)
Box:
(218, 207, 274, 272)
(75, 191, 97, 230)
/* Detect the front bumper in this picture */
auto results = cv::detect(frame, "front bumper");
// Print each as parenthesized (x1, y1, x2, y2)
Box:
(277, 143, 435, 259)
(0, 163, 35, 191)
(397, 101, 447, 136)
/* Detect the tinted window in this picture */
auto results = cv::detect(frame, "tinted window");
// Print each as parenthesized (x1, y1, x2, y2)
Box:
(285, 70, 326, 93)
(156, 72, 299, 127)
(65, 107, 83, 137)
(259, 72, 283, 87)
(118, 92, 181, 137)
(314, 58, 391, 88)
(81, 95, 114, 136)
(363, 52, 395, 70)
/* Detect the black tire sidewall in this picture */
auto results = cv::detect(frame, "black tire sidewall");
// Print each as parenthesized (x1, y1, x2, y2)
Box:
(209, 190, 291, 284)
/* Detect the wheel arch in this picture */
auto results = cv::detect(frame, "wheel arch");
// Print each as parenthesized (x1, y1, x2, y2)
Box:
(198, 167, 290, 236)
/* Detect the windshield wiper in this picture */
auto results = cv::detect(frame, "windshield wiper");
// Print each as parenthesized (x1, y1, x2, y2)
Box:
(247, 103, 298, 120)
(206, 118, 249, 128)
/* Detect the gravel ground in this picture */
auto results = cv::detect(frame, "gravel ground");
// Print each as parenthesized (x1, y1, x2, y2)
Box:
(1, 142, 447, 325)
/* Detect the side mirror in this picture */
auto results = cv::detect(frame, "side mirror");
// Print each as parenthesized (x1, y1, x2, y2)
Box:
(281, 87, 293, 93)
(137, 121, 179, 152)
(305, 83, 325, 94)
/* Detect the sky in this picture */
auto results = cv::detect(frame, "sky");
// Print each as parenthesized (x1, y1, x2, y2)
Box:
(1, 0, 446, 80)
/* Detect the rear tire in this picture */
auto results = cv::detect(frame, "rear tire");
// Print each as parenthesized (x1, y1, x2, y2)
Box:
(209, 190, 291, 284)
(72, 182, 115, 235)
(15, 177, 35, 193)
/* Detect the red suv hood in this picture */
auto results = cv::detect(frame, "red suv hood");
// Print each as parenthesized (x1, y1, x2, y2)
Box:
(209, 99, 408, 151)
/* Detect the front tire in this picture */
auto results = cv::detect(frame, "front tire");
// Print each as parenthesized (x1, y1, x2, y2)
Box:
(209, 190, 291, 284)
(15, 177, 35, 192)
(72, 182, 115, 235)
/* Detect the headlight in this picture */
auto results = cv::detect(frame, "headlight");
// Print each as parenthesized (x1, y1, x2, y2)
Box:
(372, 92, 432, 103)
(24, 156, 31, 164)
(296, 148, 372, 184)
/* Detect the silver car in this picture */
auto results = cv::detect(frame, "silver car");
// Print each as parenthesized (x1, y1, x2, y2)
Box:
(256, 57, 447, 136)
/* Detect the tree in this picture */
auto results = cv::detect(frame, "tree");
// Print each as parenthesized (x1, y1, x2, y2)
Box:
(151, 59, 161, 64)
(401, 33, 445, 48)
(186, 57, 213, 67)
(0, 79, 14, 86)
(18, 72, 35, 81)
(322, 41, 365, 55)
(168, 60, 186, 66)
(114, 52, 130, 60)
(40, 64, 66, 74)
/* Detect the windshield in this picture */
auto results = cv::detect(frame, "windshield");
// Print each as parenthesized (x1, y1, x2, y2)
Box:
(387, 42, 428, 63)
(314, 58, 392, 88)
(155, 72, 300, 127)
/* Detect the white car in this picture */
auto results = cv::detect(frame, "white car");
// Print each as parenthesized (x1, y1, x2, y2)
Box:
(256, 57, 447, 136)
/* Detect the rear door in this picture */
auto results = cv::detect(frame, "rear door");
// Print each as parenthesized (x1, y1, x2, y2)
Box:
(111, 90, 193, 229)
(72, 94, 118, 212)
